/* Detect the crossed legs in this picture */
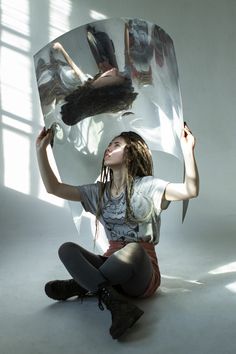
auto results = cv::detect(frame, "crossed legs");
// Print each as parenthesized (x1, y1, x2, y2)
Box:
(58, 241, 153, 297)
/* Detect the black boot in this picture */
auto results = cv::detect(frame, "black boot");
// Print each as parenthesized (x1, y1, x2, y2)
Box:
(45, 279, 91, 301)
(98, 284, 144, 339)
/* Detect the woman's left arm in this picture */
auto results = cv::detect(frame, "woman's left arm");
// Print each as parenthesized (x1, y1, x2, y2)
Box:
(164, 123, 199, 201)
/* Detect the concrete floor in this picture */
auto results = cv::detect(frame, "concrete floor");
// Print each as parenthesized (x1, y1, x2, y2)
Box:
(1, 185, 236, 354)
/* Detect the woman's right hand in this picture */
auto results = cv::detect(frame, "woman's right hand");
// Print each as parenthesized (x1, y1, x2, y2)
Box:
(36, 127, 53, 151)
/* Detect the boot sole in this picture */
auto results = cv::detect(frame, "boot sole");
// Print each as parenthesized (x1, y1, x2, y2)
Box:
(44, 281, 90, 301)
(111, 308, 144, 339)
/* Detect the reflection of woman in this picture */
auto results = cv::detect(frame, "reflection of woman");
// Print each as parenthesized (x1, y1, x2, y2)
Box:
(37, 42, 138, 125)
(124, 19, 154, 86)
(36, 123, 199, 339)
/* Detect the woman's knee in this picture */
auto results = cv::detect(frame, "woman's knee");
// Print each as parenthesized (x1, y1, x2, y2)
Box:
(58, 242, 79, 260)
(123, 242, 145, 258)
(123, 242, 151, 271)
(112, 242, 147, 267)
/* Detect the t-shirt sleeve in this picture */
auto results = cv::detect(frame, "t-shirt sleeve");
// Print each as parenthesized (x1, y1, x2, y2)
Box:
(152, 178, 170, 212)
(77, 182, 100, 215)
(136, 176, 170, 214)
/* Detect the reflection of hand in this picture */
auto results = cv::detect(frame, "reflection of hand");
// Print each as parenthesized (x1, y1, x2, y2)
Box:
(180, 122, 195, 152)
(36, 127, 53, 151)
(52, 42, 63, 52)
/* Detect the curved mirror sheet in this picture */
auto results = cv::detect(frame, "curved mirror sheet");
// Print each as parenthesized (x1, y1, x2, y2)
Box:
(34, 18, 183, 234)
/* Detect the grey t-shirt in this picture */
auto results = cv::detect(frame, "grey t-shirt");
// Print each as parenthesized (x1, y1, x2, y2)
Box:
(78, 176, 170, 245)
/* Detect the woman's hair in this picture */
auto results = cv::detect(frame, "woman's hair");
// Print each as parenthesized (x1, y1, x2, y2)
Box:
(95, 131, 153, 241)
(60, 74, 138, 126)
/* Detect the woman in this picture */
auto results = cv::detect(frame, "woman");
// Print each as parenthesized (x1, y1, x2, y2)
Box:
(36, 122, 199, 340)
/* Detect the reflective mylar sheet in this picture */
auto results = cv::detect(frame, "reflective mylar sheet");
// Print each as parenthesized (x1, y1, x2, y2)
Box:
(34, 18, 184, 239)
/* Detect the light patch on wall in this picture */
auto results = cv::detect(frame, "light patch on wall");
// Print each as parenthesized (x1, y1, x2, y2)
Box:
(1, 30, 30, 52)
(94, 225, 109, 253)
(0, 0, 65, 208)
(0, 0, 32, 196)
(1, 48, 32, 120)
(89, 10, 107, 21)
(2, 115, 32, 134)
(38, 148, 65, 207)
(75, 212, 108, 252)
(3, 128, 30, 194)
(49, 0, 72, 41)
(0, 0, 30, 36)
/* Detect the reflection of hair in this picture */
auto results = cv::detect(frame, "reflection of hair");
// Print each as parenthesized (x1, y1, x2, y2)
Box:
(60, 75, 138, 126)
(86, 25, 118, 69)
(95, 131, 153, 240)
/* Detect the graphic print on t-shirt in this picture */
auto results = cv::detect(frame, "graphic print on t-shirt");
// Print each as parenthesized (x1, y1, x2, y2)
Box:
(102, 193, 139, 241)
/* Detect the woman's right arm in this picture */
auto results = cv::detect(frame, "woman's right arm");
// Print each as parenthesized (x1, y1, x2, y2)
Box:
(36, 128, 82, 201)
(52, 42, 88, 84)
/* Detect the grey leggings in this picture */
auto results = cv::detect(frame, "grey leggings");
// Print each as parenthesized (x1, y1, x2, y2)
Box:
(58, 242, 153, 297)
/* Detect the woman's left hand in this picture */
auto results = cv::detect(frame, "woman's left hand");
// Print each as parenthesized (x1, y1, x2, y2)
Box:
(180, 122, 196, 152)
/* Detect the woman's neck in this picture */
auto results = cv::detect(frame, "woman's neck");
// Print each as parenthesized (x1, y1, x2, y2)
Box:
(110, 169, 127, 197)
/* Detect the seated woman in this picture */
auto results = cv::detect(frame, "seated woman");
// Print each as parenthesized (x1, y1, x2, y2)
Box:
(36, 122, 199, 340)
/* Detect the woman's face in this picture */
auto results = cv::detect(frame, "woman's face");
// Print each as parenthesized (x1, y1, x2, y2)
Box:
(92, 68, 125, 88)
(104, 136, 127, 168)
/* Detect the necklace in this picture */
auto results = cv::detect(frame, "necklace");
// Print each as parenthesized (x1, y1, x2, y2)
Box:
(112, 182, 126, 195)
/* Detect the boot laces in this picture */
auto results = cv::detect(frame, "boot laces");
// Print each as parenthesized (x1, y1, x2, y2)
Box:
(97, 287, 112, 311)
(97, 287, 123, 313)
